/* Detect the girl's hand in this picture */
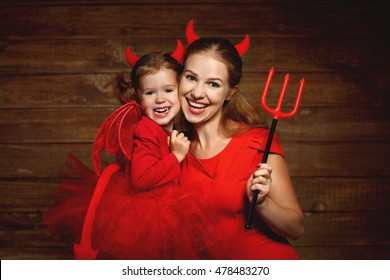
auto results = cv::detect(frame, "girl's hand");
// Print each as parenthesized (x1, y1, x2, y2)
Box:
(169, 130, 190, 162)
(246, 163, 273, 205)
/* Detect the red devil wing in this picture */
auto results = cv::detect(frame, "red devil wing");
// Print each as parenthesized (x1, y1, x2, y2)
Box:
(92, 109, 122, 176)
(92, 101, 143, 176)
(118, 104, 143, 161)
(104, 104, 129, 155)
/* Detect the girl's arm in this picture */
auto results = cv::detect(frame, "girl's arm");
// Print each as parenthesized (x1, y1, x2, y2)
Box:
(130, 125, 180, 190)
(130, 126, 189, 191)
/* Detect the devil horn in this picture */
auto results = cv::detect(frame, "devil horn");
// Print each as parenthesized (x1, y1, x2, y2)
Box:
(186, 19, 199, 44)
(235, 34, 250, 57)
(125, 46, 140, 67)
(171, 39, 184, 63)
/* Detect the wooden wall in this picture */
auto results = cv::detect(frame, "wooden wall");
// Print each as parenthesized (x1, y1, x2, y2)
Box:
(0, 0, 389, 260)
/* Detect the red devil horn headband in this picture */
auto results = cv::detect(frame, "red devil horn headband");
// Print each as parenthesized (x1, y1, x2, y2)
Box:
(125, 46, 140, 67)
(125, 39, 184, 67)
(186, 19, 250, 57)
(171, 40, 185, 62)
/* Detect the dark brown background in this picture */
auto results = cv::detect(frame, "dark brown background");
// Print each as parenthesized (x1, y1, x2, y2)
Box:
(0, 0, 389, 260)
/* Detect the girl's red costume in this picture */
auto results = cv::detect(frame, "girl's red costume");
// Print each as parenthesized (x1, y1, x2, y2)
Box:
(44, 101, 222, 259)
(180, 125, 300, 260)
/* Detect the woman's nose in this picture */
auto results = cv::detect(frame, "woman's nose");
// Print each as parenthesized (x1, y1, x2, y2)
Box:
(191, 84, 205, 99)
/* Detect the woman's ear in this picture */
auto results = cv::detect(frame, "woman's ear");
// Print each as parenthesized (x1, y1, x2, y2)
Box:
(226, 85, 239, 101)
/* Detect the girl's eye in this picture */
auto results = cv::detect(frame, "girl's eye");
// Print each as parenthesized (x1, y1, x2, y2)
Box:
(144, 91, 155, 95)
(165, 88, 174, 93)
(209, 82, 220, 88)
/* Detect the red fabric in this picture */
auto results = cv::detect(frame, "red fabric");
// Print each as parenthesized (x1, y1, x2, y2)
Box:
(92, 101, 143, 176)
(130, 116, 181, 191)
(44, 116, 223, 260)
(180, 126, 300, 260)
(74, 163, 121, 259)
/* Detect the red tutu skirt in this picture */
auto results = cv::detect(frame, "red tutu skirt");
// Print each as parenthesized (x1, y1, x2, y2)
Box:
(43, 155, 224, 260)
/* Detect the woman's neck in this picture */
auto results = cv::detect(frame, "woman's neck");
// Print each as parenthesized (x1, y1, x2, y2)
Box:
(194, 122, 221, 145)
(191, 118, 231, 159)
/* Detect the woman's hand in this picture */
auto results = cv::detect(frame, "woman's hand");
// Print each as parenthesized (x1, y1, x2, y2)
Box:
(169, 130, 190, 162)
(246, 163, 273, 205)
(246, 155, 304, 240)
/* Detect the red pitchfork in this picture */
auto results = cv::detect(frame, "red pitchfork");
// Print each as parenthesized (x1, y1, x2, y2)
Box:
(245, 67, 305, 230)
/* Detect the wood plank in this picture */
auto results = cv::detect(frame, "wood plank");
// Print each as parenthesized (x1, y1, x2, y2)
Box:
(274, 106, 390, 142)
(0, 0, 312, 4)
(281, 141, 390, 177)
(293, 177, 390, 212)
(1, 72, 389, 108)
(0, 180, 59, 212)
(295, 245, 390, 260)
(0, 247, 72, 260)
(0, 144, 93, 178)
(1, 245, 389, 260)
(0, 212, 46, 231)
(1, 178, 389, 213)
(0, 229, 67, 247)
(241, 72, 390, 108)
(0, 108, 112, 143)
(0, 74, 121, 109)
(0, 0, 388, 263)
(291, 212, 390, 247)
(1, 106, 389, 143)
(0, 142, 389, 178)
(1, 0, 385, 4)
(0, 3, 388, 39)
(0, 37, 389, 74)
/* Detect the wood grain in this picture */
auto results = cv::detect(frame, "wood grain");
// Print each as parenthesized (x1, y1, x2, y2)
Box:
(0, 0, 389, 260)
(1, 73, 389, 108)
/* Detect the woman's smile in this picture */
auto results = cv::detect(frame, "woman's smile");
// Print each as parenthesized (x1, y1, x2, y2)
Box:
(186, 98, 208, 114)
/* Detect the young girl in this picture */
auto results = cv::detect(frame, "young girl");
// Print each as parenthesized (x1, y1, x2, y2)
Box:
(124, 51, 189, 191)
(44, 43, 221, 260)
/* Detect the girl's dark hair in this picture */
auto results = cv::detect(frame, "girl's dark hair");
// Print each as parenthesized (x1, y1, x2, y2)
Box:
(115, 52, 182, 105)
(181, 37, 266, 136)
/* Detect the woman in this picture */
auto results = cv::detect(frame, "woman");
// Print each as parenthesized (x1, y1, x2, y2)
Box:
(178, 34, 304, 259)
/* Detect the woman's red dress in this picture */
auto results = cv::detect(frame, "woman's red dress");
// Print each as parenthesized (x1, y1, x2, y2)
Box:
(180, 126, 300, 259)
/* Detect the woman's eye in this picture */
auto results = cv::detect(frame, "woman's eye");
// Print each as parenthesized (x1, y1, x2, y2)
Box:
(209, 82, 220, 88)
(186, 75, 196, 81)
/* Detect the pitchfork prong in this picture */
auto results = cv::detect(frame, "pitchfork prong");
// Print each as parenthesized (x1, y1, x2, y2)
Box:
(275, 73, 289, 112)
(261, 68, 305, 119)
(261, 67, 275, 115)
(277, 77, 305, 118)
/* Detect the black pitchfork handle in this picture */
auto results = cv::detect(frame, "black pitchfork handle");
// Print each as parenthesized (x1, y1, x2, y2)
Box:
(245, 118, 278, 230)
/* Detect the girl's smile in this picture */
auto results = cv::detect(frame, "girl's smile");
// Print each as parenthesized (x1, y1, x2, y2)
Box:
(139, 69, 180, 132)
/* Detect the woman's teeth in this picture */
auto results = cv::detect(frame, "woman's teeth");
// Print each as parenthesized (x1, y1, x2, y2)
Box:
(188, 99, 207, 108)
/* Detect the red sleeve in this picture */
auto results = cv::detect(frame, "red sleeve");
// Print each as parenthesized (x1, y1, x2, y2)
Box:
(248, 128, 284, 156)
(130, 123, 181, 191)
